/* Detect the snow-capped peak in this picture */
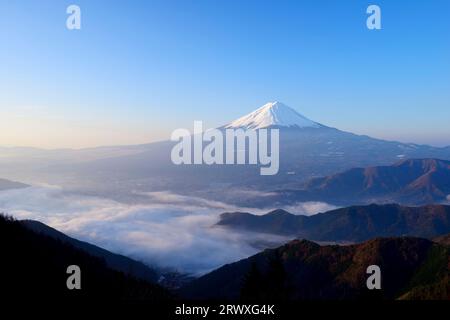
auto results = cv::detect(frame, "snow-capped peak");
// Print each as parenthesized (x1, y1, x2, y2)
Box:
(224, 101, 323, 129)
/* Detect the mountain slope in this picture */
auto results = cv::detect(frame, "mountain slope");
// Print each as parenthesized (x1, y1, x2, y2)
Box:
(0, 214, 170, 301)
(217, 204, 450, 242)
(180, 237, 450, 300)
(21, 219, 158, 283)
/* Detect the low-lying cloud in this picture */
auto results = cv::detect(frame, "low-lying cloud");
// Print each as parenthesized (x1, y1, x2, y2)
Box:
(0, 185, 334, 275)
(281, 201, 337, 216)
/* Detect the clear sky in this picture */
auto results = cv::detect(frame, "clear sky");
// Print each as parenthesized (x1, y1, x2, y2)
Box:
(1, 0, 449, 148)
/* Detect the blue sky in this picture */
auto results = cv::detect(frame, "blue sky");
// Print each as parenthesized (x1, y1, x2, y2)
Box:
(1, 0, 449, 148)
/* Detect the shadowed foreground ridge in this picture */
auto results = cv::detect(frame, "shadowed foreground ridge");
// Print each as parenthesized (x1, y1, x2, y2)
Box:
(21, 219, 159, 283)
(180, 236, 450, 300)
(0, 214, 171, 301)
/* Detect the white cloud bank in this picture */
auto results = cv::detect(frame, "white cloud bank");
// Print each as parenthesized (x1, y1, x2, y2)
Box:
(281, 201, 337, 216)
(0, 186, 335, 275)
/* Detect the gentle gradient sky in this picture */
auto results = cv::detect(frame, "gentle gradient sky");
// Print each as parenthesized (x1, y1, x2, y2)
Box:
(1, 0, 449, 148)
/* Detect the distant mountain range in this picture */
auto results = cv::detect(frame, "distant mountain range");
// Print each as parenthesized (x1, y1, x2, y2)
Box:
(0, 214, 170, 301)
(217, 203, 450, 242)
(265, 158, 450, 206)
(180, 236, 450, 300)
(1, 102, 450, 206)
(0, 178, 28, 191)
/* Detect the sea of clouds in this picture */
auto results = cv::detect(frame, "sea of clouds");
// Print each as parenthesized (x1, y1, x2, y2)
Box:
(0, 185, 336, 275)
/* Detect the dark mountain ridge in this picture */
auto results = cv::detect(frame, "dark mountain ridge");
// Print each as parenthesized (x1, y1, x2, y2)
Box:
(217, 203, 450, 242)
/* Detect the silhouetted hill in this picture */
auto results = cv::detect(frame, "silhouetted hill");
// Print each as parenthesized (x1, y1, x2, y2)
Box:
(21, 219, 158, 283)
(0, 214, 170, 301)
(180, 237, 450, 300)
(278, 159, 450, 206)
(217, 204, 450, 242)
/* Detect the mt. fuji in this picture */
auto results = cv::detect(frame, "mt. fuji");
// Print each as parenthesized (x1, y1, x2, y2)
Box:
(224, 101, 323, 129)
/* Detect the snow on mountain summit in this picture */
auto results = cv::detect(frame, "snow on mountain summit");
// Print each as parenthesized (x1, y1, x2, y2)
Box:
(224, 101, 323, 129)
